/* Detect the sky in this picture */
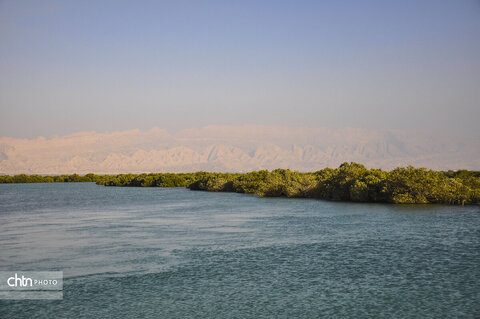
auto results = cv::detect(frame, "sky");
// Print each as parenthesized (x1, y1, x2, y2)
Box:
(0, 0, 479, 138)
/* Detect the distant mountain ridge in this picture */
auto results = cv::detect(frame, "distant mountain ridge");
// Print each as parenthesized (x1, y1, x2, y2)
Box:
(0, 125, 478, 174)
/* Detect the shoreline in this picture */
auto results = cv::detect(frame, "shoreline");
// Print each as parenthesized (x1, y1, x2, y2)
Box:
(1, 162, 479, 205)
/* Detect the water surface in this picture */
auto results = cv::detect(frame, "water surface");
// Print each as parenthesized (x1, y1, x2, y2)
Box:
(0, 183, 479, 318)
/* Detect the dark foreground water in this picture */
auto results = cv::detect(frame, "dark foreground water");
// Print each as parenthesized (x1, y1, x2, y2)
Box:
(0, 183, 479, 318)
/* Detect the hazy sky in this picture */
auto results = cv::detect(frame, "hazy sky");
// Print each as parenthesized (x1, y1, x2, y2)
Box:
(1, 0, 479, 138)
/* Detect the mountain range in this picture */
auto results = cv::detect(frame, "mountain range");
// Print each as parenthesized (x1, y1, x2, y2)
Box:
(0, 125, 478, 174)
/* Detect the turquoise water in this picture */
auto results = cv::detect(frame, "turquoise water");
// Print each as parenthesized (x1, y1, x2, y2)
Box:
(0, 183, 479, 318)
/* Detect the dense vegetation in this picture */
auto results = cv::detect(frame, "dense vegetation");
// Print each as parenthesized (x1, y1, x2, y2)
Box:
(0, 173, 102, 184)
(1, 163, 479, 205)
(186, 163, 480, 205)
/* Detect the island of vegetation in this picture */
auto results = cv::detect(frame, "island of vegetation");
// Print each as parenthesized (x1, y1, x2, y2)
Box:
(1, 163, 479, 205)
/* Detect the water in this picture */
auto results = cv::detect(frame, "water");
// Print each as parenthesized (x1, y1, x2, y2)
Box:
(0, 183, 479, 318)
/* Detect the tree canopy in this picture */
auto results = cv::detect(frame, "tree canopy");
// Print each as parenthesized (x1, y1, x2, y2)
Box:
(1, 163, 479, 205)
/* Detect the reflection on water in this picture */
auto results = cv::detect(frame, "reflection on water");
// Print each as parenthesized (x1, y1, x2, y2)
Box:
(0, 183, 479, 318)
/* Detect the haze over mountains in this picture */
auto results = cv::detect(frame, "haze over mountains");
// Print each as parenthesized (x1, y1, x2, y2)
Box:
(0, 125, 478, 174)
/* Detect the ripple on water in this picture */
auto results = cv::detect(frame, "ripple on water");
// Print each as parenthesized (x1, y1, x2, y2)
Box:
(0, 183, 479, 318)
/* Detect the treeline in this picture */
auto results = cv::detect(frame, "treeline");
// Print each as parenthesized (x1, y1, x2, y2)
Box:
(0, 173, 198, 186)
(186, 163, 480, 205)
(100, 173, 200, 187)
(1, 163, 479, 204)
(0, 172, 201, 187)
(0, 173, 103, 184)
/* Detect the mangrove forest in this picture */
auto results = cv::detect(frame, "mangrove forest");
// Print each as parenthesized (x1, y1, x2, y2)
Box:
(1, 163, 479, 205)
